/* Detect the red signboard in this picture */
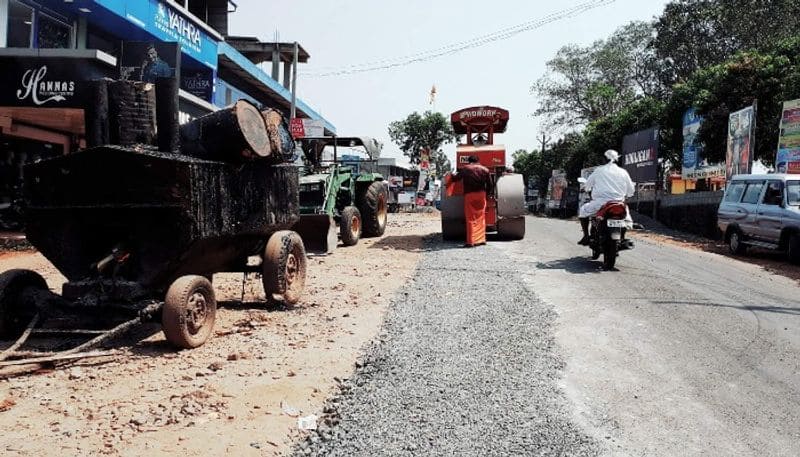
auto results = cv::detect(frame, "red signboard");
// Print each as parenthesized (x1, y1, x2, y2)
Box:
(289, 118, 305, 139)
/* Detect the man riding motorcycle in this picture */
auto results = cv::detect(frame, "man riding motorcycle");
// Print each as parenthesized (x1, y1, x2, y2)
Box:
(578, 149, 635, 246)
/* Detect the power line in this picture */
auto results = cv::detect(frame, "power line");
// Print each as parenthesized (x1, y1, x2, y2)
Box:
(302, 0, 616, 78)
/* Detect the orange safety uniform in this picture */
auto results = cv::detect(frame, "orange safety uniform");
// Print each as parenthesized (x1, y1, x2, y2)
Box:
(450, 163, 492, 246)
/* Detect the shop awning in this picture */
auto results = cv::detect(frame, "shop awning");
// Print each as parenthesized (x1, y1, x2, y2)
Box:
(217, 42, 335, 135)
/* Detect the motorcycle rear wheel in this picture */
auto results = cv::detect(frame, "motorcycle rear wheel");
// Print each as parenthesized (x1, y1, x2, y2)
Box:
(602, 238, 617, 270)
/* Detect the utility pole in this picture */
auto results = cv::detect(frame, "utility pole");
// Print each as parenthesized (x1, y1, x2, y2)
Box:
(290, 41, 298, 119)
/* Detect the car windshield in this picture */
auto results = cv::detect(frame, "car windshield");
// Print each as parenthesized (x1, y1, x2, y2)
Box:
(788, 181, 800, 205)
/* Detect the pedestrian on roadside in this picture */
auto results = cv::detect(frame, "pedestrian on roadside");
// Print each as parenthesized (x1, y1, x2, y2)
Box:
(449, 155, 492, 247)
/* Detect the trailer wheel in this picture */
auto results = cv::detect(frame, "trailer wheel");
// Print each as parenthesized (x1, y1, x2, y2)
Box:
(359, 181, 388, 237)
(0, 269, 47, 338)
(162, 275, 216, 349)
(340, 206, 362, 246)
(262, 230, 307, 305)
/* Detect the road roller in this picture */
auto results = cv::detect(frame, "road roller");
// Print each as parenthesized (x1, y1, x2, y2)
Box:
(441, 106, 526, 241)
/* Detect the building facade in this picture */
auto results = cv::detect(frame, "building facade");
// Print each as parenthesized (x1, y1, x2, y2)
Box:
(0, 0, 333, 224)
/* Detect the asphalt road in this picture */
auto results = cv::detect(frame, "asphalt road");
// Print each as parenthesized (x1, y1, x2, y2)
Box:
(300, 215, 800, 456)
(493, 216, 800, 456)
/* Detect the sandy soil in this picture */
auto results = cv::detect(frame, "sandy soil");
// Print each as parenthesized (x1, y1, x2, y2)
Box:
(628, 213, 800, 284)
(0, 213, 439, 456)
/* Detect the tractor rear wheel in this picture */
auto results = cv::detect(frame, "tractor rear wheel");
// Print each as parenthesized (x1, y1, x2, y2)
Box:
(359, 181, 388, 237)
(262, 230, 307, 305)
(0, 269, 47, 339)
(162, 275, 216, 349)
(340, 206, 362, 246)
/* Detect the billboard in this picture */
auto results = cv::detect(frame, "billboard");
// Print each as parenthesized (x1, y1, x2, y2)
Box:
(622, 127, 659, 183)
(777, 99, 800, 174)
(726, 105, 755, 180)
(682, 108, 725, 180)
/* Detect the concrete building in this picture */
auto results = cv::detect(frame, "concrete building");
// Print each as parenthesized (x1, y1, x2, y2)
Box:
(0, 0, 334, 219)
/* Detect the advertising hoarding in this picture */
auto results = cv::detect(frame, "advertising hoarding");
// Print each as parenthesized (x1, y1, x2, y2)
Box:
(682, 108, 725, 180)
(777, 99, 800, 174)
(726, 105, 755, 180)
(622, 127, 659, 183)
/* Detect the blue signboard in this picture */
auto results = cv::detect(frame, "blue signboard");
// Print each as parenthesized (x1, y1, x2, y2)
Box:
(682, 108, 702, 176)
(93, 0, 218, 69)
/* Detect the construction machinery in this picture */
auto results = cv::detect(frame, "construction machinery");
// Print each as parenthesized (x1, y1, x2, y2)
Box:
(441, 106, 527, 240)
(0, 79, 307, 361)
(294, 137, 388, 253)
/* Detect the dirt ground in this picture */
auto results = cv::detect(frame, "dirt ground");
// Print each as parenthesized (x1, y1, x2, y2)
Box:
(628, 213, 800, 284)
(0, 213, 440, 456)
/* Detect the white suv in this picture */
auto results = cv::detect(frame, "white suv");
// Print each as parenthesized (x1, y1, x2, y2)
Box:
(717, 174, 800, 263)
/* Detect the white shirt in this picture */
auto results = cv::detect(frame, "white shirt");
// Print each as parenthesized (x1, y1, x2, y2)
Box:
(584, 162, 636, 202)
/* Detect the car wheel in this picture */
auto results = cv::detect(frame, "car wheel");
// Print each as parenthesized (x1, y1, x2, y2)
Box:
(728, 229, 747, 255)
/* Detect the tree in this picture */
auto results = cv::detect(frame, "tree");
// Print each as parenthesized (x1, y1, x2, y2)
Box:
(387, 111, 456, 169)
(654, 0, 800, 86)
(533, 21, 666, 131)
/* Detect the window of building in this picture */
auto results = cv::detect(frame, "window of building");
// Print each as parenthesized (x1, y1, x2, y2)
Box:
(7, 0, 34, 47)
(6, 1, 73, 49)
(37, 12, 72, 48)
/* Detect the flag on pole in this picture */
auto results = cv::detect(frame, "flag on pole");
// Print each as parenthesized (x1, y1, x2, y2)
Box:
(429, 84, 437, 105)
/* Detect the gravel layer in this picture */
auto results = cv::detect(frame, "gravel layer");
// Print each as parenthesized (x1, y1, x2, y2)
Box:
(294, 241, 601, 456)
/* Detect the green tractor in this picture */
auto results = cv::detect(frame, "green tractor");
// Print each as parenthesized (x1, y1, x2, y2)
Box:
(294, 136, 388, 253)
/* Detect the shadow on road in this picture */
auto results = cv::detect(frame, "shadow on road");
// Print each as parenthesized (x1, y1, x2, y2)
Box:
(370, 234, 459, 252)
(653, 300, 800, 316)
(536, 256, 607, 274)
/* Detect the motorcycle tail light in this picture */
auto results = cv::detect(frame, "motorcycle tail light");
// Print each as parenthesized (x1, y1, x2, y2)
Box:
(606, 205, 627, 219)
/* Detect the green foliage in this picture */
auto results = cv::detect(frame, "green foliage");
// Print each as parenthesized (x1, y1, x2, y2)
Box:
(533, 21, 665, 130)
(531, 0, 800, 178)
(387, 111, 456, 166)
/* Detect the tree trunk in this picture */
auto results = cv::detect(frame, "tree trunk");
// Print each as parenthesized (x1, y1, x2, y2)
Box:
(180, 100, 272, 162)
(107, 80, 157, 147)
(155, 77, 180, 153)
(83, 80, 109, 149)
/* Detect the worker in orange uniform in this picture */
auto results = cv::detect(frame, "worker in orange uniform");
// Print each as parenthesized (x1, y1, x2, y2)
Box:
(449, 155, 492, 247)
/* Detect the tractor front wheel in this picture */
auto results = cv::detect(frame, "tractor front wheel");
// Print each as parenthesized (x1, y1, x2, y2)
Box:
(359, 181, 388, 237)
(340, 206, 362, 246)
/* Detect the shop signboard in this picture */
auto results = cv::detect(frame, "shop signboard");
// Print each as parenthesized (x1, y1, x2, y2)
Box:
(290, 118, 324, 139)
(0, 56, 114, 108)
(682, 108, 725, 180)
(777, 99, 800, 174)
(181, 70, 214, 101)
(622, 127, 659, 183)
(94, 0, 219, 69)
(726, 105, 755, 180)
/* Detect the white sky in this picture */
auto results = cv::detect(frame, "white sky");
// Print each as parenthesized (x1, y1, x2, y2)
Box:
(229, 0, 670, 165)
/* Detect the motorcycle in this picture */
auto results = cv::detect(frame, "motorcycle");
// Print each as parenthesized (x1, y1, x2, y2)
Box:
(589, 201, 634, 270)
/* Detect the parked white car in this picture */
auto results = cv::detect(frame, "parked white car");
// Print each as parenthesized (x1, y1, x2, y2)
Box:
(717, 174, 800, 263)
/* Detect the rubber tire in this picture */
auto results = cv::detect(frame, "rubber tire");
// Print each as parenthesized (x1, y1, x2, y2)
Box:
(0, 269, 47, 338)
(728, 229, 747, 256)
(340, 206, 362, 247)
(262, 230, 307, 305)
(359, 181, 388, 237)
(602, 238, 617, 270)
(788, 234, 800, 265)
(497, 217, 526, 240)
(162, 275, 216, 349)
